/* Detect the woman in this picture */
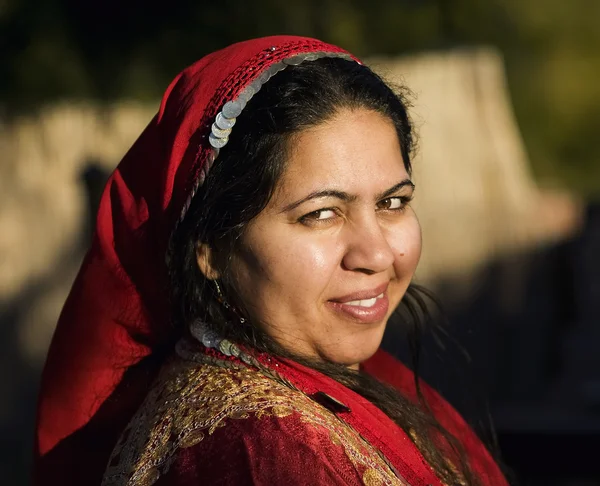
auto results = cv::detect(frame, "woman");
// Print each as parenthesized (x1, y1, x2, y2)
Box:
(34, 36, 508, 485)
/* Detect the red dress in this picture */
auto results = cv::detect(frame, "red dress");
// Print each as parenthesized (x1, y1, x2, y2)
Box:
(100, 345, 507, 486)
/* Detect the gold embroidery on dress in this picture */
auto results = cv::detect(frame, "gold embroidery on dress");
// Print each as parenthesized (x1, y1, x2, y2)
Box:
(408, 427, 465, 486)
(101, 355, 407, 486)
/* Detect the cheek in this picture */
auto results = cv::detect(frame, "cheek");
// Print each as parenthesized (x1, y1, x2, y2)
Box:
(294, 240, 333, 274)
(407, 219, 423, 264)
(280, 239, 346, 298)
(235, 227, 342, 302)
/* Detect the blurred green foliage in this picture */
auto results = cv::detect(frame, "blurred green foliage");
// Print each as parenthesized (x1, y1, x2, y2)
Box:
(1, 0, 599, 194)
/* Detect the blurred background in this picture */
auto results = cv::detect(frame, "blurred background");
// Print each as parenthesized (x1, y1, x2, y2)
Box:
(2, 1, 599, 484)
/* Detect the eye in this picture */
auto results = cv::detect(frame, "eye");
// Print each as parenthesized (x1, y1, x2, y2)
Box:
(299, 208, 338, 225)
(377, 196, 411, 211)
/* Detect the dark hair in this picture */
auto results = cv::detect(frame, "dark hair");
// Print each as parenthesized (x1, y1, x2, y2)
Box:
(168, 58, 479, 485)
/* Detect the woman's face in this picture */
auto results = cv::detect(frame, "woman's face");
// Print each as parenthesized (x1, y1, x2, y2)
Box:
(229, 107, 422, 368)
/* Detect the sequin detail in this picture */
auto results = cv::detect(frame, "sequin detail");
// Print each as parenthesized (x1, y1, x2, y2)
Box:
(101, 356, 406, 486)
(176, 41, 360, 226)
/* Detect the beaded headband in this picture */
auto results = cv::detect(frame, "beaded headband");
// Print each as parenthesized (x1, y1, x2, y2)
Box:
(178, 46, 361, 224)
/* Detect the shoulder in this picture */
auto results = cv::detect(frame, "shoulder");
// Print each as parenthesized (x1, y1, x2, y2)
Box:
(364, 349, 508, 485)
(103, 357, 396, 486)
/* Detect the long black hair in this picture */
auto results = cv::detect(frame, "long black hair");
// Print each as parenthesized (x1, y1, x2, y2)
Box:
(168, 57, 480, 485)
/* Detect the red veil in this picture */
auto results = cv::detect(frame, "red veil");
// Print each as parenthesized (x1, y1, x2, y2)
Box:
(34, 36, 506, 485)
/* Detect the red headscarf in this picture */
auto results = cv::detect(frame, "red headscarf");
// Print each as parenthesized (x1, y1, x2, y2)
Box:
(34, 36, 356, 485)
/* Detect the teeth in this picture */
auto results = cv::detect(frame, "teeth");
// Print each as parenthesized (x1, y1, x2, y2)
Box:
(345, 293, 384, 308)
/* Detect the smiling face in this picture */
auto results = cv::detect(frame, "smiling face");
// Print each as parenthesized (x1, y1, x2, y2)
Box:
(207, 107, 422, 367)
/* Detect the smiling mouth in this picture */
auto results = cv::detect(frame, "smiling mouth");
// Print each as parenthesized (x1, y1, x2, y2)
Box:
(343, 293, 385, 308)
(327, 285, 390, 324)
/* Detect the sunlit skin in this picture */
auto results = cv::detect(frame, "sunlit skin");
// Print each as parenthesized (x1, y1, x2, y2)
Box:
(200, 108, 422, 368)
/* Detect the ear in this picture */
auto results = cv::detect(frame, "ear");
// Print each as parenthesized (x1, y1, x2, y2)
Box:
(196, 242, 221, 280)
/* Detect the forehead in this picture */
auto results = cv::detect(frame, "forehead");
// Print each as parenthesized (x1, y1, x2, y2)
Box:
(275, 108, 408, 200)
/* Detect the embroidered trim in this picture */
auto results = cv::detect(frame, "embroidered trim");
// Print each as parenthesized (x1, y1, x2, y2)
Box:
(102, 356, 406, 486)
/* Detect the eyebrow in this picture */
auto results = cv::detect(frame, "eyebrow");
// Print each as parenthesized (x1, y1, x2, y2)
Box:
(280, 179, 415, 212)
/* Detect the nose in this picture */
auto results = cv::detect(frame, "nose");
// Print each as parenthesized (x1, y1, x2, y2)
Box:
(341, 216, 395, 274)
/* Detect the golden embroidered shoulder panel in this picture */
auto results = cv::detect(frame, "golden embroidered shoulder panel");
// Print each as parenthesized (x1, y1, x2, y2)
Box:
(101, 355, 405, 486)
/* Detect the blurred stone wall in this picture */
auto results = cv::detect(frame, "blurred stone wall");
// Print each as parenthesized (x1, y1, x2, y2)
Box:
(0, 104, 155, 365)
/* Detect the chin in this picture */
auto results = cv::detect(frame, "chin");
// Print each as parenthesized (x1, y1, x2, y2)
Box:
(322, 334, 383, 369)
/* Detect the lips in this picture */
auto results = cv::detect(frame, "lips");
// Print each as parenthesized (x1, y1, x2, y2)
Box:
(327, 282, 390, 323)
